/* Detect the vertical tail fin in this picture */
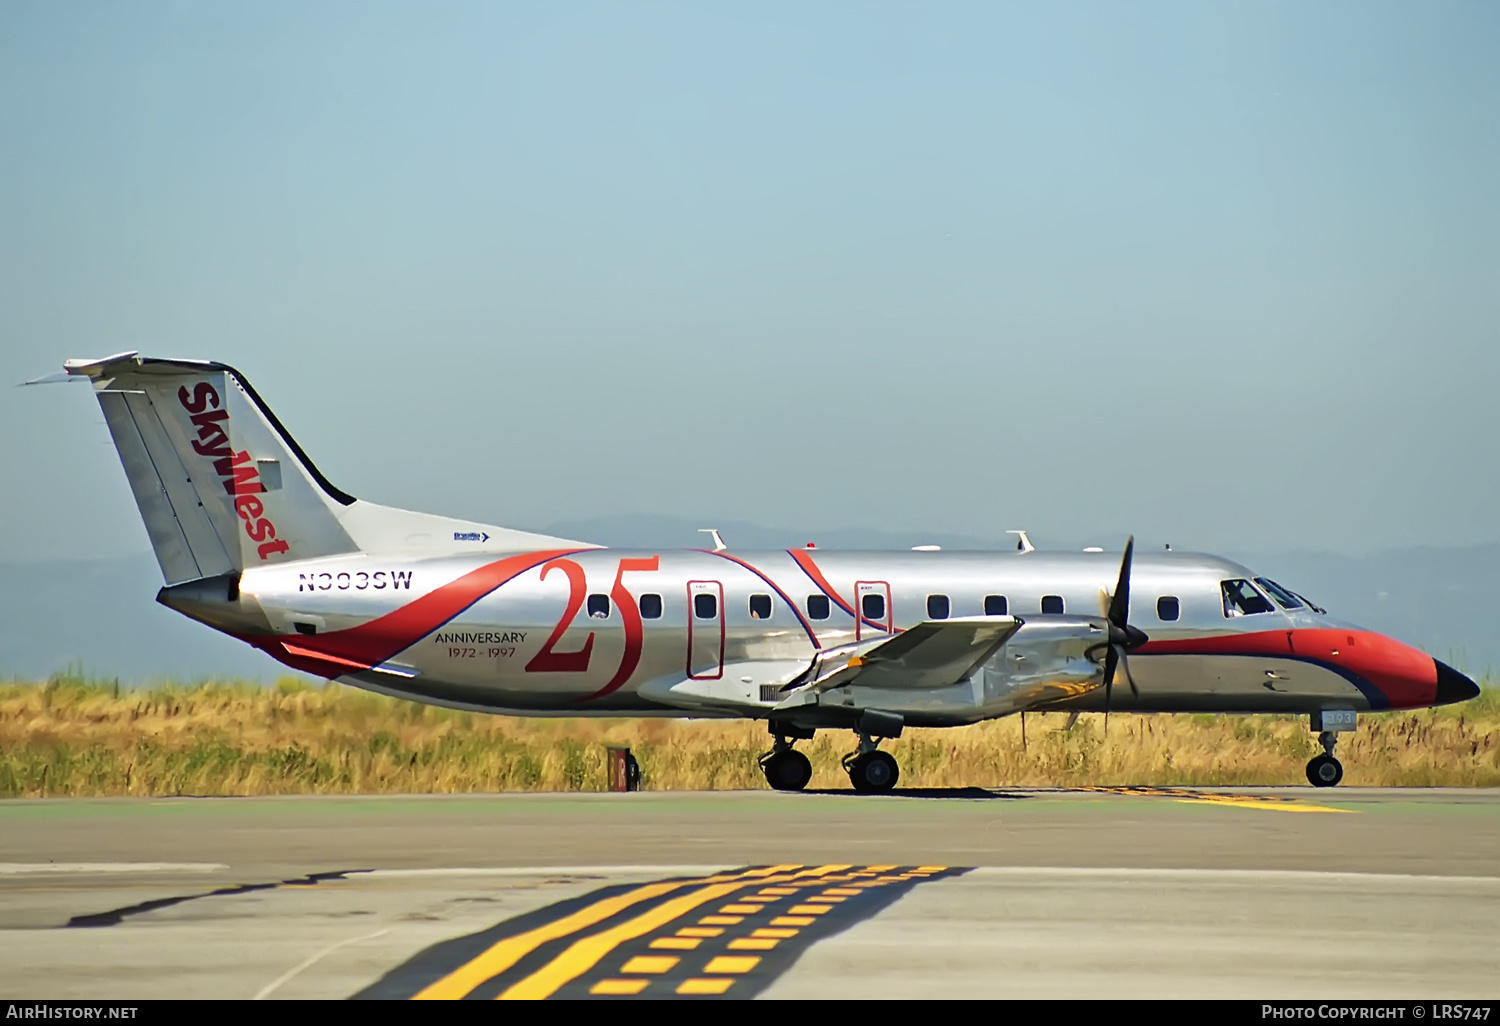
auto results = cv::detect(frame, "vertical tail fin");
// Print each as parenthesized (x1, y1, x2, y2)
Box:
(67, 354, 358, 583)
(64, 353, 588, 585)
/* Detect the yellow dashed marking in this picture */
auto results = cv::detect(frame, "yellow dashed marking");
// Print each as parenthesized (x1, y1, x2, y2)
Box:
(1173, 797, 1351, 814)
(704, 956, 761, 974)
(495, 865, 852, 999)
(649, 937, 701, 950)
(591, 978, 650, 995)
(727, 938, 779, 950)
(1080, 786, 1354, 814)
(389, 863, 959, 1000)
(677, 978, 734, 995)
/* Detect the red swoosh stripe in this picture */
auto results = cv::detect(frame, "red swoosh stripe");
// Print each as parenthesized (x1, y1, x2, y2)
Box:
(705, 550, 821, 649)
(787, 548, 858, 618)
(251, 548, 584, 678)
(787, 548, 901, 634)
(1139, 628, 1437, 708)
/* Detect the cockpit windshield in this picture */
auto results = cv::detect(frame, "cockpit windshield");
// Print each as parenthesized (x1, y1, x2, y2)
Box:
(1254, 578, 1303, 610)
(1293, 591, 1327, 614)
(1221, 579, 1275, 617)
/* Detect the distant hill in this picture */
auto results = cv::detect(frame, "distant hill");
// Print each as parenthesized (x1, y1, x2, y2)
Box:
(2, 518, 1495, 684)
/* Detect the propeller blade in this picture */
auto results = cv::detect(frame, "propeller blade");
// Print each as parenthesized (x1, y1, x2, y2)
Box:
(1102, 643, 1119, 732)
(1107, 536, 1134, 629)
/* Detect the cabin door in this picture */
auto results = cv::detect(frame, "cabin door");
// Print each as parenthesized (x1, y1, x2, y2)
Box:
(687, 580, 725, 679)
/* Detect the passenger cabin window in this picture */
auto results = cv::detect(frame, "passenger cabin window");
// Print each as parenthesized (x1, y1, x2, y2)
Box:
(806, 595, 830, 620)
(749, 594, 772, 620)
(587, 594, 610, 618)
(1254, 578, 1303, 610)
(927, 595, 950, 620)
(1041, 595, 1064, 614)
(1221, 579, 1274, 617)
(862, 593, 886, 621)
(984, 595, 1008, 616)
(639, 594, 663, 619)
(1157, 596, 1180, 621)
(694, 593, 718, 619)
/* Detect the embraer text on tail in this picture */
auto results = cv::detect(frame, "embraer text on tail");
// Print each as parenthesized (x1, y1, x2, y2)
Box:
(177, 382, 289, 560)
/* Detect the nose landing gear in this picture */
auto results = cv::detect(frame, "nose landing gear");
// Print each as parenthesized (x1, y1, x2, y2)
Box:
(1306, 731, 1344, 787)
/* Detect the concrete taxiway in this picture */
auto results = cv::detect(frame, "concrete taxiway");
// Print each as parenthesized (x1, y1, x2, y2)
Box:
(1, 788, 1497, 999)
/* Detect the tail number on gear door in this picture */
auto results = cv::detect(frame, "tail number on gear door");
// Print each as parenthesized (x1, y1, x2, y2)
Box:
(524, 556, 660, 703)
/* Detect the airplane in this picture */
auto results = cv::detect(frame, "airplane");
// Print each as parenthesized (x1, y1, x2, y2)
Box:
(34, 353, 1481, 793)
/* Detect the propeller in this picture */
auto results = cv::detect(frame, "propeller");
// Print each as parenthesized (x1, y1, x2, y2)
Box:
(1100, 536, 1149, 731)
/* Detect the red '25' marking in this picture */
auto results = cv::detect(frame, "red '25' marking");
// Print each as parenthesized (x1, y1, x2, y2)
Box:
(524, 556, 661, 703)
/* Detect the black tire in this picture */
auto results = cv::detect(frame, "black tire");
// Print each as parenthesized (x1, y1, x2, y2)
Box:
(763, 750, 813, 792)
(848, 751, 899, 793)
(1306, 755, 1343, 788)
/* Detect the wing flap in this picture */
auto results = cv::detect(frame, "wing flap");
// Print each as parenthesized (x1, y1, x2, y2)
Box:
(810, 616, 1022, 692)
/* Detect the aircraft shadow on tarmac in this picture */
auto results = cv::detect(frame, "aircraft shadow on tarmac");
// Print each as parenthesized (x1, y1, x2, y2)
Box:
(801, 787, 1029, 800)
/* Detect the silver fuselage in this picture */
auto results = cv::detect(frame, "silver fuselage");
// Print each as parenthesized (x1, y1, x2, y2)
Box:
(165, 545, 1446, 729)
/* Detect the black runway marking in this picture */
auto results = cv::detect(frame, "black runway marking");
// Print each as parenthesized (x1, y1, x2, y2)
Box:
(358, 864, 969, 1000)
(66, 869, 369, 927)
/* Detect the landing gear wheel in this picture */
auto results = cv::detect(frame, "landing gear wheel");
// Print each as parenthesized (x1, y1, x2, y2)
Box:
(1306, 754, 1343, 788)
(762, 750, 812, 792)
(847, 751, 899, 794)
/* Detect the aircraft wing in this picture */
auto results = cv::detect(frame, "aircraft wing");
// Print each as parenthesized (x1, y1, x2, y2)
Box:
(808, 616, 1022, 692)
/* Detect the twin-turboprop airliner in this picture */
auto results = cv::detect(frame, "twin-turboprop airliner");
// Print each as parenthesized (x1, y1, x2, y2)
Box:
(40, 353, 1480, 792)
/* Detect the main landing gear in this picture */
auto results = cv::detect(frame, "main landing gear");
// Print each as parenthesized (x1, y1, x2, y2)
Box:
(843, 735, 899, 794)
(760, 715, 905, 794)
(760, 723, 813, 792)
(1306, 731, 1344, 788)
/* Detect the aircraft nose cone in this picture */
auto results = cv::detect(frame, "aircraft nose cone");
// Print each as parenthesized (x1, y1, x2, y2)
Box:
(1433, 660, 1480, 706)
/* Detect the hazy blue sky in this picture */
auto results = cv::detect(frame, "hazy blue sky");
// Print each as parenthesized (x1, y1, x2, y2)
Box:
(4, 2, 1497, 564)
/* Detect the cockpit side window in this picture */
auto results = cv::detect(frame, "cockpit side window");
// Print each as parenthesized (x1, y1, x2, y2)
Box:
(1254, 578, 1303, 610)
(1221, 579, 1275, 617)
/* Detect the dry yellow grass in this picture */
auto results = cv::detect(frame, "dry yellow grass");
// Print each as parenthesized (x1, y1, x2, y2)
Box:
(1, 674, 1496, 797)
